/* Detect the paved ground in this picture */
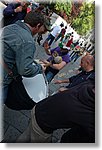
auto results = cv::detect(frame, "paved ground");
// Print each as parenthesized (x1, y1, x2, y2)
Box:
(1, 13, 81, 143)
(2, 46, 81, 143)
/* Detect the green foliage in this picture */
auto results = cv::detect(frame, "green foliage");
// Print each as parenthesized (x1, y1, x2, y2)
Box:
(54, 1, 72, 16)
(40, 0, 95, 36)
(71, 2, 95, 36)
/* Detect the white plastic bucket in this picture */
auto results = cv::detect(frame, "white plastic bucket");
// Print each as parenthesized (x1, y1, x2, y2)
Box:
(22, 74, 48, 103)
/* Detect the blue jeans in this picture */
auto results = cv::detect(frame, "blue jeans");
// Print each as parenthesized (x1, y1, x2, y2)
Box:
(45, 34, 55, 46)
(46, 71, 54, 83)
(55, 34, 62, 42)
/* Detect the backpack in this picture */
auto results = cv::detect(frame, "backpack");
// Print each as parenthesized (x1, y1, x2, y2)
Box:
(5, 75, 36, 110)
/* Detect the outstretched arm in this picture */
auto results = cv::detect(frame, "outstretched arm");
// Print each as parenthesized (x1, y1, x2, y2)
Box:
(51, 61, 66, 70)
(3, 3, 22, 16)
(43, 41, 51, 55)
(54, 79, 70, 84)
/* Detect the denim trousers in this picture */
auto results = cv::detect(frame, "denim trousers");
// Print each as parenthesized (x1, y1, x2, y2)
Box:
(46, 34, 55, 46)
(46, 71, 55, 83)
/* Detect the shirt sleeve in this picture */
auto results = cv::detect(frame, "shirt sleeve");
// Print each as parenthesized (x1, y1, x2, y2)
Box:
(69, 72, 82, 83)
(16, 42, 43, 77)
(3, 4, 15, 16)
(62, 54, 71, 63)
(50, 47, 57, 54)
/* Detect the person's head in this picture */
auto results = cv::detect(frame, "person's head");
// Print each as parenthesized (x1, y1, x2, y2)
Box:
(60, 23, 64, 28)
(24, 11, 49, 35)
(54, 56, 62, 64)
(80, 55, 95, 72)
(65, 26, 67, 29)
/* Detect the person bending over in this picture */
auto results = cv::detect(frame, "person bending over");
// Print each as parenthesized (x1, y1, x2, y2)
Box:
(17, 78, 95, 143)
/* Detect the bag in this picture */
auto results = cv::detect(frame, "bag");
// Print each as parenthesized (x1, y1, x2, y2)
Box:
(5, 75, 36, 110)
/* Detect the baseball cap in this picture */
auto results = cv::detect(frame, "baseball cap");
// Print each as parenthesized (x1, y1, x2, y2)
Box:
(44, 17, 51, 31)
(59, 42, 63, 48)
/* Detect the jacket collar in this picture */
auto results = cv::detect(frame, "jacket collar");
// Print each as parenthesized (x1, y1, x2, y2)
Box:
(15, 20, 33, 36)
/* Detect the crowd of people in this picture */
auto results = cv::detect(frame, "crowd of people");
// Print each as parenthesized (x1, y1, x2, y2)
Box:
(0, 0, 95, 143)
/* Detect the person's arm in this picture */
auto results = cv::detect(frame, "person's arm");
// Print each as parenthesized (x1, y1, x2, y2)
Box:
(59, 87, 68, 92)
(51, 61, 66, 70)
(43, 41, 51, 55)
(54, 79, 70, 84)
(43, 42, 58, 56)
(54, 74, 78, 85)
(3, 4, 15, 16)
(3, 3, 22, 16)
(14, 6, 22, 13)
(16, 42, 43, 77)
(39, 60, 51, 67)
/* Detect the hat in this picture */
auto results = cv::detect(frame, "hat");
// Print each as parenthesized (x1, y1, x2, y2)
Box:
(44, 17, 51, 31)
(59, 42, 63, 48)
(63, 46, 70, 50)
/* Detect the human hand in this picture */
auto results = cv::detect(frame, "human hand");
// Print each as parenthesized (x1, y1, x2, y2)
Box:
(59, 87, 68, 92)
(44, 62, 51, 67)
(14, 6, 22, 13)
(43, 41, 50, 50)
(39, 59, 49, 64)
(41, 64, 47, 71)
(53, 80, 62, 84)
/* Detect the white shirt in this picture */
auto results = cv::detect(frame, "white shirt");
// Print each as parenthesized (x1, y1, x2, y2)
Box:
(51, 25, 61, 37)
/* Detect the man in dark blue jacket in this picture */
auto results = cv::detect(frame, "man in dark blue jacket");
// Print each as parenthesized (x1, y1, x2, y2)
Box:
(17, 78, 95, 143)
(54, 54, 95, 92)
(2, 0, 30, 27)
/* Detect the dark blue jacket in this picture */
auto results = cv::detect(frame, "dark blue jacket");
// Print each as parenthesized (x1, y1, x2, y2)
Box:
(2, 3, 27, 27)
(66, 70, 95, 88)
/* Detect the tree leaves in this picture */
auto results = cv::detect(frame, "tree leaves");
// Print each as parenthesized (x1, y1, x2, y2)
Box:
(71, 1, 95, 35)
(41, 0, 95, 36)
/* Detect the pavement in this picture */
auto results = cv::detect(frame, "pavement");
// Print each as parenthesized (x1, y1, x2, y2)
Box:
(1, 13, 81, 143)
